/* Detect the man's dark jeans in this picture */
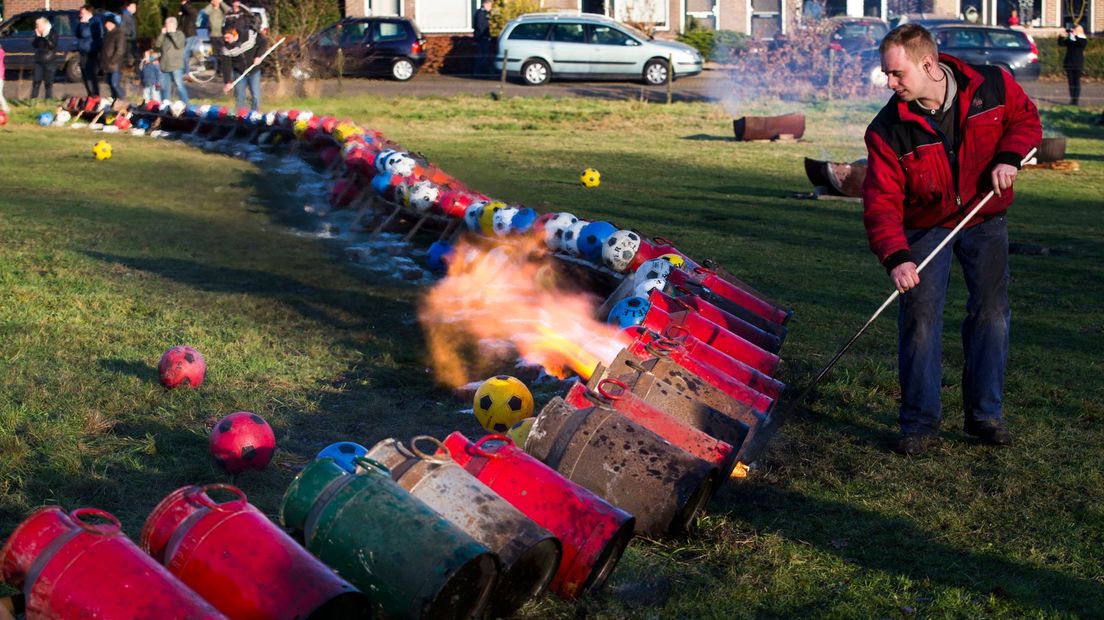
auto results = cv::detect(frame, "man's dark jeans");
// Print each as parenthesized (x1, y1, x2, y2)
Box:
(107, 70, 126, 99)
(897, 214, 1010, 435)
(473, 37, 491, 76)
(80, 52, 100, 96)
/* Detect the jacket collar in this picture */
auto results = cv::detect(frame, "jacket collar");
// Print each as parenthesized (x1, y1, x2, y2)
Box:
(893, 53, 983, 133)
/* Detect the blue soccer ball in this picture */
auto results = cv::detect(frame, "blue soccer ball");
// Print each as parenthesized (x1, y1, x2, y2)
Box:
(607, 296, 651, 328)
(135, 117, 151, 130)
(37, 112, 55, 126)
(427, 241, 455, 272)
(316, 441, 369, 473)
(576, 221, 618, 263)
(371, 172, 394, 197)
(509, 207, 539, 234)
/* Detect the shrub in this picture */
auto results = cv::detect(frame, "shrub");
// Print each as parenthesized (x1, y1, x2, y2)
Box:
(1036, 36, 1104, 79)
(676, 30, 751, 63)
(490, 0, 541, 38)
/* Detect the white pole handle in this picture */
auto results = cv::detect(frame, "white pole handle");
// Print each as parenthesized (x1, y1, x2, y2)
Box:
(228, 37, 286, 90)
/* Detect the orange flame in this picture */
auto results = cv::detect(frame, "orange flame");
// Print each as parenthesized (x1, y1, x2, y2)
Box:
(418, 235, 624, 387)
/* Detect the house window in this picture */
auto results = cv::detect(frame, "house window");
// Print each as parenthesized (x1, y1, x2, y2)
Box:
(415, 0, 472, 32)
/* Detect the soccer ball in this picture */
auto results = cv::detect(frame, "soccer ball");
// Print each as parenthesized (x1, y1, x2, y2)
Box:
(92, 140, 112, 161)
(580, 168, 601, 188)
(54, 110, 72, 126)
(492, 206, 520, 236)
(113, 116, 132, 131)
(394, 178, 413, 207)
(576, 221, 617, 263)
(427, 240, 454, 272)
(385, 153, 416, 177)
(602, 230, 642, 272)
(634, 258, 673, 288)
(464, 202, 486, 232)
(293, 119, 310, 140)
(561, 220, 588, 256)
(607, 296, 651, 328)
(658, 253, 686, 268)
(374, 149, 396, 173)
(0, 110, 8, 126)
(478, 201, 506, 236)
(473, 375, 534, 433)
(158, 345, 206, 389)
(209, 411, 276, 474)
(170, 100, 187, 118)
(509, 207, 539, 234)
(543, 212, 579, 251)
(408, 180, 440, 213)
(506, 417, 537, 447)
(316, 441, 368, 473)
(37, 112, 55, 126)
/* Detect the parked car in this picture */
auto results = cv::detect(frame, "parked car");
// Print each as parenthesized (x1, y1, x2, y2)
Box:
(294, 17, 426, 81)
(0, 9, 82, 82)
(828, 16, 888, 54)
(928, 24, 1039, 81)
(495, 13, 703, 86)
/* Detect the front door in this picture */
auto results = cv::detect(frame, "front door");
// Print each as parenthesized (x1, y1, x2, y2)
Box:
(336, 20, 373, 74)
(586, 23, 642, 78)
(548, 22, 591, 77)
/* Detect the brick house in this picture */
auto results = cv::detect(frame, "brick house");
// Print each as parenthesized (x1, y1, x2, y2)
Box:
(4, 0, 84, 15)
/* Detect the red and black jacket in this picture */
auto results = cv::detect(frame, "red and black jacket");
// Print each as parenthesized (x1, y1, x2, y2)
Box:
(861, 54, 1041, 270)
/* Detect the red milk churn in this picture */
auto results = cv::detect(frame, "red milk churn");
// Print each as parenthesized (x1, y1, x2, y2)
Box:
(641, 305, 781, 376)
(620, 333, 775, 414)
(689, 265, 792, 326)
(562, 382, 738, 480)
(586, 367, 757, 461)
(525, 397, 718, 539)
(364, 437, 562, 619)
(441, 432, 635, 601)
(693, 260, 788, 312)
(595, 349, 770, 461)
(665, 270, 788, 340)
(627, 327, 785, 399)
(141, 484, 373, 620)
(648, 289, 781, 354)
(0, 507, 226, 619)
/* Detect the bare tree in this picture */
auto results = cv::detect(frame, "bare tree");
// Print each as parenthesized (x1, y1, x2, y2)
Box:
(268, 0, 341, 93)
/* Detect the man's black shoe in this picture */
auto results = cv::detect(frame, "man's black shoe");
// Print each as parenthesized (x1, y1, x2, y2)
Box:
(894, 433, 939, 456)
(964, 419, 1012, 445)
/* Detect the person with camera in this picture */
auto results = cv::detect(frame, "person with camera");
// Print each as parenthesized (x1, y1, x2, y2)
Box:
(1058, 24, 1087, 106)
(156, 16, 189, 103)
(76, 5, 103, 96)
(30, 17, 59, 100)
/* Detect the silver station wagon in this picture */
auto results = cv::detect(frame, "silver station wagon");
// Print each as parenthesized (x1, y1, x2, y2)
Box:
(494, 13, 703, 86)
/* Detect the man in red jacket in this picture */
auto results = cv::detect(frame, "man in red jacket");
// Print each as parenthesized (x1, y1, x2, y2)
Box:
(862, 24, 1041, 456)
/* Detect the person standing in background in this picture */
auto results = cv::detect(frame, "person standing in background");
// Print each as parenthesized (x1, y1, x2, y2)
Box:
(121, 2, 139, 77)
(0, 43, 9, 113)
(100, 15, 127, 99)
(1007, 9, 1020, 26)
(31, 18, 59, 100)
(472, 0, 492, 76)
(202, 0, 227, 75)
(156, 16, 189, 103)
(179, 0, 199, 77)
(1058, 25, 1087, 106)
(76, 5, 103, 96)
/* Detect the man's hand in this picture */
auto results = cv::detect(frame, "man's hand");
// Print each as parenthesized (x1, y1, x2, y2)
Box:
(890, 261, 920, 294)
(223, 83, 233, 93)
(991, 163, 1018, 197)
(253, 58, 262, 66)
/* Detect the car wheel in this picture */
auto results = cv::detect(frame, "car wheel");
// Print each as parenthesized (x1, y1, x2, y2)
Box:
(391, 58, 416, 81)
(866, 64, 887, 88)
(643, 59, 669, 86)
(65, 58, 82, 83)
(521, 59, 550, 86)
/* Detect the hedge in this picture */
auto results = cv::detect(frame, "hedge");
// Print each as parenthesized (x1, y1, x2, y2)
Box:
(1036, 36, 1104, 79)
(676, 30, 751, 63)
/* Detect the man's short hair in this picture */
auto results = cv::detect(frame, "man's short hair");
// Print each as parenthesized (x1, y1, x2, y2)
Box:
(880, 24, 938, 64)
(80, 4, 94, 12)
(224, 27, 238, 37)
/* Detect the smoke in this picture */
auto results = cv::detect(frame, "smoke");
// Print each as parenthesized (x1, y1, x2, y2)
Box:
(418, 236, 624, 388)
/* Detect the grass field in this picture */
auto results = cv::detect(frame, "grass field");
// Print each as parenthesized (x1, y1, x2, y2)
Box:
(1, 94, 1102, 618)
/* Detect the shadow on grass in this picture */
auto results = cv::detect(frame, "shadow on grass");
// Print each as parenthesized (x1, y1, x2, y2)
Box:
(98, 358, 156, 382)
(681, 134, 735, 142)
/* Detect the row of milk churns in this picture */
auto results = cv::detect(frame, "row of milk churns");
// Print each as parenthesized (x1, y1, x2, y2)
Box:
(0, 431, 637, 619)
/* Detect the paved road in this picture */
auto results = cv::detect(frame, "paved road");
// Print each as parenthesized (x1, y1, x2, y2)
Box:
(10, 66, 1101, 107)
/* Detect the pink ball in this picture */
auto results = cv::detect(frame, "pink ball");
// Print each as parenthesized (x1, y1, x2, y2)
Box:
(158, 345, 206, 389)
(209, 411, 276, 474)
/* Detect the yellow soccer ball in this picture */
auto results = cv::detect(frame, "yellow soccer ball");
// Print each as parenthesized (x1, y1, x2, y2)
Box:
(92, 140, 112, 161)
(506, 417, 537, 448)
(473, 375, 534, 433)
(658, 253, 685, 268)
(478, 201, 506, 237)
(293, 119, 310, 140)
(580, 168, 601, 188)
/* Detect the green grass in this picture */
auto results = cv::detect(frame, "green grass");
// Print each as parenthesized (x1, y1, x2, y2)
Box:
(1, 94, 1102, 618)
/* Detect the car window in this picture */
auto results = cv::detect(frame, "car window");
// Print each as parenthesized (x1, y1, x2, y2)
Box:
(937, 29, 985, 49)
(508, 22, 550, 40)
(52, 14, 74, 36)
(373, 21, 407, 42)
(986, 30, 1027, 48)
(340, 21, 370, 44)
(550, 23, 586, 44)
(316, 25, 337, 46)
(590, 25, 633, 45)
(2, 14, 40, 36)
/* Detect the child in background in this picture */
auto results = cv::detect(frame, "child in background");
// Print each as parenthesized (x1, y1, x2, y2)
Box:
(0, 43, 10, 113)
(140, 48, 162, 101)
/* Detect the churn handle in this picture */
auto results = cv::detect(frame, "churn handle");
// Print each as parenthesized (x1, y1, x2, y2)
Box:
(663, 324, 691, 343)
(409, 435, 452, 464)
(471, 434, 513, 459)
(352, 456, 392, 475)
(191, 484, 248, 512)
(70, 508, 122, 536)
(596, 378, 630, 401)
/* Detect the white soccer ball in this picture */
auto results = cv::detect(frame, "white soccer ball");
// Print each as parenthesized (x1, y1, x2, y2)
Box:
(385, 153, 416, 177)
(464, 202, 486, 232)
(633, 277, 667, 299)
(543, 212, 579, 251)
(53, 111, 72, 126)
(374, 149, 396, 174)
(634, 258, 673, 288)
(561, 220, 588, 256)
(170, 100, 186, 118)
(602, 230, 642, 273)
(492, 207, 520, 237)
(409, 181, 440, 213)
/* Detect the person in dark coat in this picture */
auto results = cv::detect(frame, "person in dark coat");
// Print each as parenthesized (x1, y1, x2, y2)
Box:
(1058, 24, 1087, 106)
(179, 0, 199, 76)
(76, 5, 103, 96)
(221, 25, 267, 111)
(472, 0, 493, 76)
(223, 0, 257, 34)
(31, 17, 60, 100)
(101, 17, 127, 98)
(121, 2, 139, 75)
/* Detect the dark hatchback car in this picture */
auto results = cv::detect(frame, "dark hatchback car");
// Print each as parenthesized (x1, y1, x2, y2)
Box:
(300, 17, 427, 81)
(928, 24, 1040, 81)
(0, 10, 82, 81)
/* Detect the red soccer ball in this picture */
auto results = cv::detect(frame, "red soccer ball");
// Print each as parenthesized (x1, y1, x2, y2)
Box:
(157, 345, 206, 389)
(209, 411, 276, 474)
